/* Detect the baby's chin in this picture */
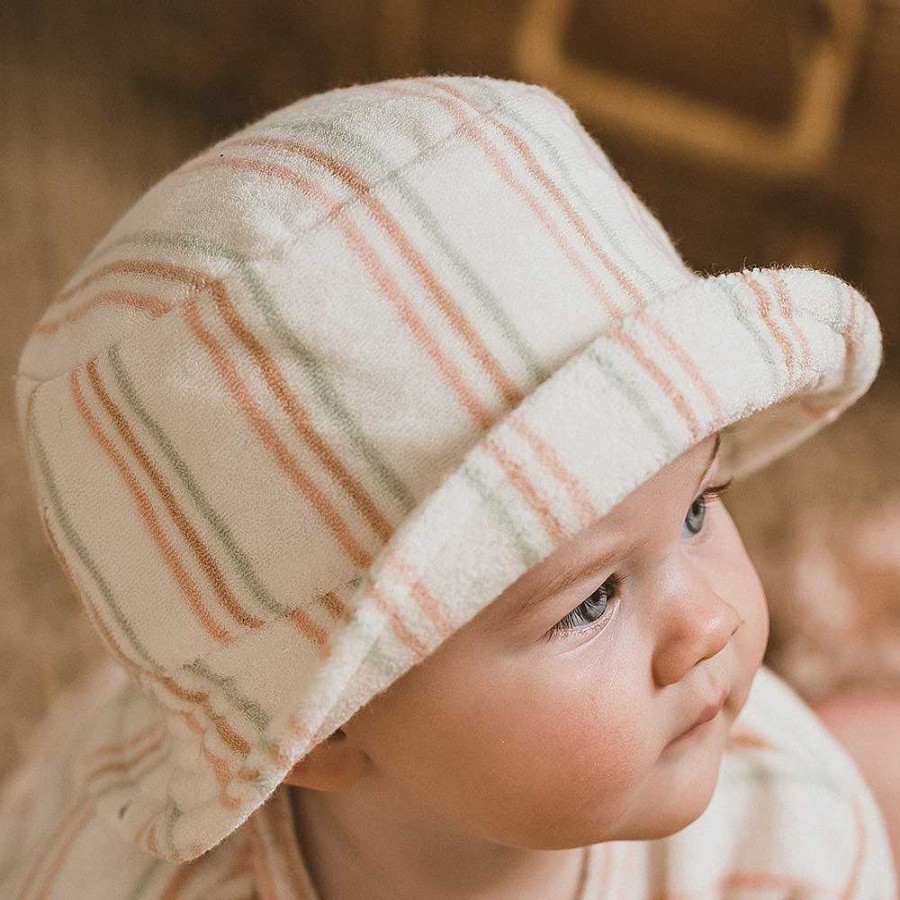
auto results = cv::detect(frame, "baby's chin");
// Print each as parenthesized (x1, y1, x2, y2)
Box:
(610, 740, 726, 841)
(628, 790, 718, 841)
(606, 785, 719, 843)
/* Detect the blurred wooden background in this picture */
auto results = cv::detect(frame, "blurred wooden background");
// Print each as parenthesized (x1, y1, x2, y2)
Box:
(2, 0, 900, 784)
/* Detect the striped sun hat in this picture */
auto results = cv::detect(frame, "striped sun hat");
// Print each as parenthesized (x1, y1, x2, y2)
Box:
(13, 74, 882, 861)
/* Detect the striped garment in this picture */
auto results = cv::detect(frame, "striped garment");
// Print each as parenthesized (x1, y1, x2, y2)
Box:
(2, 74, 895, 896)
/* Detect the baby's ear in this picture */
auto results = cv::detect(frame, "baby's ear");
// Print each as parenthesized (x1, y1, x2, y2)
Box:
(282, 728, 371, 791)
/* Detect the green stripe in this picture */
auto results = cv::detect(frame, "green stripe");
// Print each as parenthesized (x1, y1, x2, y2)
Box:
(460, 460, 543, 568)
(586, 342, 678, 455)
(473, 81, 678, 308)
(31, 413, 159, 669)
(33, 382, 281, 739)
(89, 230, 418, 518)
(722, 756, 849, 804)
(164, 802, 182, 859)
(108, 345, 287, 619)
(167, 231, 418, 510)
(274, 118, 549, 391)
(125, 858, 164, 900)
(93, 748, 172, 799)
(183, 659, 271, 731)
(717, 276, 782, 378)
(580, 269, 793, 465)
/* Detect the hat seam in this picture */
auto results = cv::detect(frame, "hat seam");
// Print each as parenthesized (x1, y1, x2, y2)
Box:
(16, 86, 542, 394)
(55, 80, 536, 316)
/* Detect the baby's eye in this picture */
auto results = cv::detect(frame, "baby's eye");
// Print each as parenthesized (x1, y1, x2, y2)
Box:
(683, 478, 733, 537)
(544, 573, 623, 641)
(545, 478, 734, 641)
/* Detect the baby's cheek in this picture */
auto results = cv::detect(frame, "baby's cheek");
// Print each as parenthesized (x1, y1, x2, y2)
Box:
(734, 562, 769, 677)
(720, 514, 770, 664)
(433, 693, 645, 846)
(512, 687, 651, 814)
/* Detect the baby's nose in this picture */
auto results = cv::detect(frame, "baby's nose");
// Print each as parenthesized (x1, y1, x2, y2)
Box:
(651, 584, 743, 687)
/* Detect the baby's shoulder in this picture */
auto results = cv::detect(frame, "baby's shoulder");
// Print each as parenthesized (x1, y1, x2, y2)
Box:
(726, 663, 870, 781)
(0, 662, 255, 900)
(649, 665, 897, 898)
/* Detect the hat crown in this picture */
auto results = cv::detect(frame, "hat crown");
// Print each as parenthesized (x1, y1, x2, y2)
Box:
(17, 76, 694, 389)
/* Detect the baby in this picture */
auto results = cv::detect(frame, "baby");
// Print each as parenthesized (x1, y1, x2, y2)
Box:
(1, 74, 896, 898)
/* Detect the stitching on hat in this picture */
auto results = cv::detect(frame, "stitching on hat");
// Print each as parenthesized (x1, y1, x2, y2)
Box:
(74, 86, 522, 282)
(16, 89, 539, 400)
(264, 87, 551, 265)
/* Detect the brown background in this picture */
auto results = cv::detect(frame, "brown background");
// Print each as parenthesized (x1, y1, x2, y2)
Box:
(2, 0, 899, 783)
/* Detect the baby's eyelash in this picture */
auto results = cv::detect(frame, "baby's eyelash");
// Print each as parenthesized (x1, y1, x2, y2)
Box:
(701, 477, 733, 502)
(543, 477, 734, 642)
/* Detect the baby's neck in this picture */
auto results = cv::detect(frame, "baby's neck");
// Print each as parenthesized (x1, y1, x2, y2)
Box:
(288, 784, 589, 900)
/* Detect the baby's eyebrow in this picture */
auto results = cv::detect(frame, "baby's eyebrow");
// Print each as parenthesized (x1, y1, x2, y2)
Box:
(515, 433, 721, 616)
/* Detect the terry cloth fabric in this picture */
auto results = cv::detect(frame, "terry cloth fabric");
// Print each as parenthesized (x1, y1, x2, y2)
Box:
(1, 73, 895, 896)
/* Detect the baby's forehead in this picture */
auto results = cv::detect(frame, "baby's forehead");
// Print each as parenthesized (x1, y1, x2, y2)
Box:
(499, 434, 722, 596)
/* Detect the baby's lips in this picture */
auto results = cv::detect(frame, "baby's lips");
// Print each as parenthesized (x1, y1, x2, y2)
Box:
(686, 690, 728, 736)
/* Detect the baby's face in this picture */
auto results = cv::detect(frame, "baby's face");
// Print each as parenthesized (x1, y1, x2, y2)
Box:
(336, 432, 768, 847)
